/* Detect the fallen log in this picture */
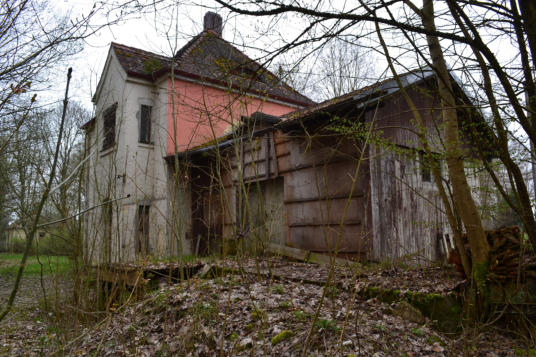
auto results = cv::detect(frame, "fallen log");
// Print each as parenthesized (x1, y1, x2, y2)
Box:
(266, 243, 355, 267)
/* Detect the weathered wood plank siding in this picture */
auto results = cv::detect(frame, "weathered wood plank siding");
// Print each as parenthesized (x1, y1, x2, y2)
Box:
(365, 86, 444, 152)
(218, 132, 285, 247)
(174, 76, 487, 262)
(369, 144, 448, 262)
(245, 177, 285, 246)
(281, 137, 370, 255)
(206, 130, 371, 257)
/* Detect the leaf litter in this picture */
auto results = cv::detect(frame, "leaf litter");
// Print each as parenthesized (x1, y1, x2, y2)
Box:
(0, 257, 531, 356)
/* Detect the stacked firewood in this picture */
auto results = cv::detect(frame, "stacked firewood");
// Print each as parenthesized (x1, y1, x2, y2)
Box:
(448, 226, 536, 282)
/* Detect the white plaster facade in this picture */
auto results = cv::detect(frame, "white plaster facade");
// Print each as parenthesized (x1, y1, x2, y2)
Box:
(84, 47, 192, 264)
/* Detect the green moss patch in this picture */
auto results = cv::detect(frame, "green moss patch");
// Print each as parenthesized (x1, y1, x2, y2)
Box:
(360, 286, 462, 333)
(271, 330, 293, 345)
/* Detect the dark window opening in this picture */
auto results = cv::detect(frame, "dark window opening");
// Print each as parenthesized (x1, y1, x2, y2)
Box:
(137, 205, 150, 255)
(102, 103, 117, 150)
(103, 200, 113, 262)
(139, 105, 152, 144)
(419, 151, 441, 183)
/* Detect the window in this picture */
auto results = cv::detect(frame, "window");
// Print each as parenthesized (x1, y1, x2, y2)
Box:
(103, 200, 113, 262)
(137, 205, 150, 255)
(420, 151, 431, 182)
(139, 105, 152, 144)
(102, 103, 117, 150)
(419, 151, 441, 183)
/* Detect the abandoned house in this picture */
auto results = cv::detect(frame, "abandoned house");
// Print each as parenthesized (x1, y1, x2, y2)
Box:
(173, 68, 495, 263)
(82, 12, 491, 265)
(82, 12, 313, 263)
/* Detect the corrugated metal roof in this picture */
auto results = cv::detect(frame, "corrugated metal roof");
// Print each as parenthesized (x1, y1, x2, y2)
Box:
(282, 67, 434, 122)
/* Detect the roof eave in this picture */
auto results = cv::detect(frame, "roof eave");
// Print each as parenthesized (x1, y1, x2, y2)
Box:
(156, 68, 314, 108)
(81, 117, 96, 131)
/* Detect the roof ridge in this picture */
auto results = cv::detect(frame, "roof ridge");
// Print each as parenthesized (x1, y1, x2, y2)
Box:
(174, 32, 207, 62)
(203, 35, 313, 103)
(109, 34, 314, 107)
(111, 42, 170, 61)
(172, 32, 313, 104)
(282, 66, 435, 119)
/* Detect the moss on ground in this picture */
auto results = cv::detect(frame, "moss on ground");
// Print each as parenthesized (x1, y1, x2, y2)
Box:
(271, 330, 293, 345)
(361, 286, 462, 332)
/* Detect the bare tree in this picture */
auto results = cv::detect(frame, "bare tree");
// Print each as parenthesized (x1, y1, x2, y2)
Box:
(0, 68, 73, 322)
(314, 38, 375, 100)
(0, 0, 151, 154)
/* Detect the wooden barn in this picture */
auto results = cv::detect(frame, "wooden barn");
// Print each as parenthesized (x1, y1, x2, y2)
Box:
(167, 68, 488, 263)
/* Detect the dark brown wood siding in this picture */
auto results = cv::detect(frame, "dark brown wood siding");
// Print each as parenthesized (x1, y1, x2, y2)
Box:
(277, 135, 371, 256)
(365, 86, 443, 152)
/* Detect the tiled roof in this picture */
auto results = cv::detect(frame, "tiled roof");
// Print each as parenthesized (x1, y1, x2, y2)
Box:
(111, 42, 171, 79)
(110, 31, 314, 107)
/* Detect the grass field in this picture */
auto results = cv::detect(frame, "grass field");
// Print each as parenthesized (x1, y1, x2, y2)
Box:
(0, 253, 73, 276)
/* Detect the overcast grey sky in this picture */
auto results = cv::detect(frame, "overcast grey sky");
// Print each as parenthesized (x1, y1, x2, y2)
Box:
(50, 0, 377, 109)
(53, 0, 221, 109)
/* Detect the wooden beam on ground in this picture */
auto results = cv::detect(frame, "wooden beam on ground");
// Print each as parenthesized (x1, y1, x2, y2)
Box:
(267, 243, 354, 267)
(97, 266, 143, 287)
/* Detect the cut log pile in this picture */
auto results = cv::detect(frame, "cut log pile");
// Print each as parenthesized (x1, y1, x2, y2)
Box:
(448, 226, 536, 282)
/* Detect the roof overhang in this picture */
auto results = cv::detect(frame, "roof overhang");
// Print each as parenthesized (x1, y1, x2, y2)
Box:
(81, 117, 96, 131)
(164, 116, 276, 163)
(92, 46, 128, 104)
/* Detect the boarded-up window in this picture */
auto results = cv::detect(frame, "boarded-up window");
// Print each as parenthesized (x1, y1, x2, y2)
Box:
(137, 205, 150, 255)
(102, 103, 117, 150)
(139, 105, 152, 144)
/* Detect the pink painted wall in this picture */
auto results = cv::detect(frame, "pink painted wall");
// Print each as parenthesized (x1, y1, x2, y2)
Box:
(167, 78, 296, 155)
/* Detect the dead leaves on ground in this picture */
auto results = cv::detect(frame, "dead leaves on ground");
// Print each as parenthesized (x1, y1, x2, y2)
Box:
(71, 275, 452, 356)
(0, 258, 530, 356)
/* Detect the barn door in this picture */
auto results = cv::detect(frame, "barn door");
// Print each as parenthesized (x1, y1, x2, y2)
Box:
(201, 190, 223, 255)
(244, 177, 284, 253)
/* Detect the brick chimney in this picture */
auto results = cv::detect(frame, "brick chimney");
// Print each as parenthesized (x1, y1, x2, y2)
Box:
(203, 12, 223, 36)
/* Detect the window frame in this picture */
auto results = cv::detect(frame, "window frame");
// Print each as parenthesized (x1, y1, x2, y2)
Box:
(419, 150, 441, 183)
(139, 104, 152, 144)
(137, 204, 150, 255)
(102, 103, 118, 151)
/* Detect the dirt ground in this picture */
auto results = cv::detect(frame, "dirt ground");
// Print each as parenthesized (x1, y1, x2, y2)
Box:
(0, 274, 75, 356)
(0, 257, 534, 356)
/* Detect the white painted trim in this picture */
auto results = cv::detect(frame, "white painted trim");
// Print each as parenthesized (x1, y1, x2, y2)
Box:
(99, 146, 116, 158)
(138, 143, 155, 149)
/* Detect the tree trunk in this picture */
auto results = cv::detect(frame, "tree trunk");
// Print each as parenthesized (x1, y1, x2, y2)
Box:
(422, 0, 490, 287)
